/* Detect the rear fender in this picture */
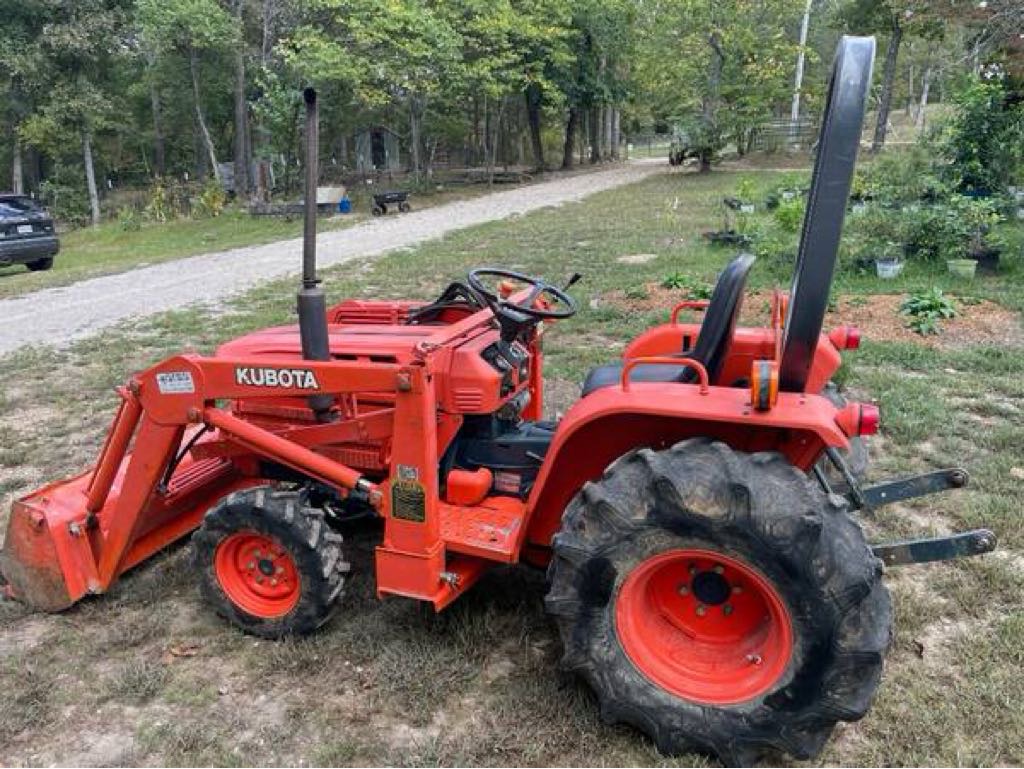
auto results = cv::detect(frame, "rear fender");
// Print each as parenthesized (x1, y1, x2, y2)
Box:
(522, 381, 848, 550)
(624, 323, 842, 392)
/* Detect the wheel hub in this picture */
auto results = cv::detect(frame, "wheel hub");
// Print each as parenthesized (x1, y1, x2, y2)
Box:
(616, 548, 793, 705)
(690, 569, 731, 606)
(214, 531, 301, 618)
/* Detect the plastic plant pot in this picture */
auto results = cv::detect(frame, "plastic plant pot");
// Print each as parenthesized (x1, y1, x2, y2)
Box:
(875, 259, 904, 279)
(947, 259, 977, 279)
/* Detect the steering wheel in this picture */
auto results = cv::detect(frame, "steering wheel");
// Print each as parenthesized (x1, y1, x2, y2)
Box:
(467, 268, 578, 320)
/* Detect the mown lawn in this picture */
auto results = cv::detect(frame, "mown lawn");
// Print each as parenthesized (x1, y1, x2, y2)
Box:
(0, 168, 1021, 766)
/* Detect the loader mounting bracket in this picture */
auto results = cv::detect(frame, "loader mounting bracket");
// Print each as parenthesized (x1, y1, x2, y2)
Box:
(872, 528, 997, 567)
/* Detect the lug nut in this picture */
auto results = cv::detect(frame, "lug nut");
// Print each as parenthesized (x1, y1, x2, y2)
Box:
(270, 579, 278, 586)
(276, 566, 284, 575)
(722, 604, 733, 616)
(688, 564, 697, 575)
(732, 585, 743, 595)
(713, 564, 724, 575)
(677, 584, 690, 595)
(247, 561, 255, 570)
(696, 604, 707, 616)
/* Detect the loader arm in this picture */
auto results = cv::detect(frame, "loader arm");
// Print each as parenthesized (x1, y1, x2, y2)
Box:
(1, 353, 409, 611)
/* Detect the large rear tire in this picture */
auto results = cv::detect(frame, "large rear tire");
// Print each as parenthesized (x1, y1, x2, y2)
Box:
(193, 486, 349, 638)
(546, 438, 891, 765)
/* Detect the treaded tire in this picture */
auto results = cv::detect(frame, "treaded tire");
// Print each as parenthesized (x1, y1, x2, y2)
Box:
(193, 486, 348, 638)
(546, 438, 891, 765)
(817, 382, 869, 491)
(27, 257, 53, 271)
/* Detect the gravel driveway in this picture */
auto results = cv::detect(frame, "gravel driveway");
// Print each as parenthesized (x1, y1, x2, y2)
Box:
(0, 162, 663, 356)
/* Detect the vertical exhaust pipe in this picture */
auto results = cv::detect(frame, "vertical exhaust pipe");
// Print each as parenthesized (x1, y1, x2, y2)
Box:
(297, 87, 334, 419)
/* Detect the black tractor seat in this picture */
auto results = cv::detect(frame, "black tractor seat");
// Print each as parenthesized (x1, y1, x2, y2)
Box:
(581, 253, 755, 396)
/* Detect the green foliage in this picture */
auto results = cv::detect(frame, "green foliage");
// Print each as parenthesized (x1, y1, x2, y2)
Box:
(38, 170, 92, 228)
(660, 272, 713, 298)
(900, 288, 957, 336)
(624, 284, 650, 300)
(144, 182, 174, 223)
(938, 76, 1024, 196)
(193, 180, 227, 219)
(773, 196, 805, 233)
(863, 145, 951, 205)
(118, 206, 142, 232)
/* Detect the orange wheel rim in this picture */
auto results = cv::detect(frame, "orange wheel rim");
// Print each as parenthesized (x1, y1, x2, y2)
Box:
(615, 548, 793, 705)
(214, 531, 300, 618)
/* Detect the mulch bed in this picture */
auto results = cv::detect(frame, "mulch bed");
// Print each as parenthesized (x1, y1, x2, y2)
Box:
(601, 284, 1023, 349)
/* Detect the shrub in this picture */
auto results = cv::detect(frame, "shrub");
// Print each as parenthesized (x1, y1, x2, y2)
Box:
(900, 288, 957, 335)
(118, 206, 142, 232)
(939, 76, 1024, 195)
(38, 169, 91, 227)
(193, 179, 227, 219)
(144, 182, 174, 223)
(773, 196, 805, 233)
(661, 272, 713, 298)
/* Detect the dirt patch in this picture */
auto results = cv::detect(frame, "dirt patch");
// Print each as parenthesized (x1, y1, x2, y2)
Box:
(831, 294, 1022, 348)
(616, 253, 658, 265)
(600, 286, 1023, 349)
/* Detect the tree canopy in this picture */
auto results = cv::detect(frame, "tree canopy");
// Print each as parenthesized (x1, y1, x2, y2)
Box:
(1, 0, 1019, 224)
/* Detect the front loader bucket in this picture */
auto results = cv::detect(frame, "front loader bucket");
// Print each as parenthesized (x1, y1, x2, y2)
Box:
(1, 453, 251, 612)
(1, 495, 77, 611)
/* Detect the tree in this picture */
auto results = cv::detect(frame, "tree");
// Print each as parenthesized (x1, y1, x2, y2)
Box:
(19, 0, 130, 225)
(138, 0, 238, 180)
(637, 0, 804, 171)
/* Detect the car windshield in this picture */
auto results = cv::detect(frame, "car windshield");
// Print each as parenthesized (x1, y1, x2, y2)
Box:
(0, 196, 40, 217)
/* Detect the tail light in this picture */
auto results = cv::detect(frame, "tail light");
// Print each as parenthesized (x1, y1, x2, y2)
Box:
(829, 326, 861, 350)
(835, 402, 880, 437)
(859, 403, 880, 435)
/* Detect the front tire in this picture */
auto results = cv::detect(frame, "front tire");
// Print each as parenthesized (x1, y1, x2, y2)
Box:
(546, 439, 891, 764)
(27, 257, 53, 271)
(193, 486, 349, 638)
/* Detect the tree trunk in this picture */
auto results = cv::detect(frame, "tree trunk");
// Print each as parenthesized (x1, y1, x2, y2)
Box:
(611, 108, 620, 160)
(409, 97, 423, 181)
(190, 45, 220, 180)
(701, 31, 725, 173)
(233, 0, 249, 197)
(871, 20, 903, 152)
(915, 65, 932, 131)
(82, 131, 101, 227)
(525, 83, 545, 171)
(598, 104, 606, 158)
(149, 83, 166, 177)
(562, 106, 578, 169)
(12, 135, 23, 195)
(589, 106, 600, 163)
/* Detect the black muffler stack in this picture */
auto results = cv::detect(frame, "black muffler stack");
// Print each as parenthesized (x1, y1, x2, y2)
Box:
(297, 87, 334, 419)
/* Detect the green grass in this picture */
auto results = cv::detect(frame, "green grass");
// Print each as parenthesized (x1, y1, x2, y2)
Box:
(0, 167, 1022, 765)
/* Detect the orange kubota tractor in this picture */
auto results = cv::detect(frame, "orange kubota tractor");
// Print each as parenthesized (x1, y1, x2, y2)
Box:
(0, 38, 996, 763)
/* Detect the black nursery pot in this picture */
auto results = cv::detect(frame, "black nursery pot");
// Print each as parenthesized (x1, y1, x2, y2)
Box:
(972, 246, 1001, 273)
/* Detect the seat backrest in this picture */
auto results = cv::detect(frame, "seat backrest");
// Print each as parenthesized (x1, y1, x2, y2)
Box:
(779, 36, 874, 392)
(681, 252, 755, 383)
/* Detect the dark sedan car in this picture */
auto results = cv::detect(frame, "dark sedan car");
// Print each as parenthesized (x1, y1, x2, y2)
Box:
(0, 193, 59, 272)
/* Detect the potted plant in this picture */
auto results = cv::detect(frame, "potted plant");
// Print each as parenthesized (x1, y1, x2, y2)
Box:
(950, 194, 1005, 272)
(874, 242, 905, 279)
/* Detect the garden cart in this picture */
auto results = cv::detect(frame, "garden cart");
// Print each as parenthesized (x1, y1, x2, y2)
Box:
(0, 40, 996, 764)
(371, 189, 411, 216)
